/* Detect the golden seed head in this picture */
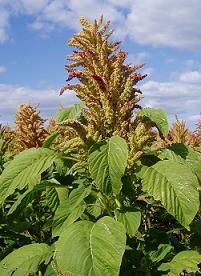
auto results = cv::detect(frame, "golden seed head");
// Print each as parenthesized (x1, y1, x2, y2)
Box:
(14, 104, 48, 152)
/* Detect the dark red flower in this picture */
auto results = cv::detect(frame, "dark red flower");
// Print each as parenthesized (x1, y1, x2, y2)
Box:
(131, 73, 147, 83)
(66, 71, 81, 82)
(91, 74, 106, 92)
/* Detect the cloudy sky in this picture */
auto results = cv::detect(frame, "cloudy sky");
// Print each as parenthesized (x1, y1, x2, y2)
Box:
(0, 0, 201, 129)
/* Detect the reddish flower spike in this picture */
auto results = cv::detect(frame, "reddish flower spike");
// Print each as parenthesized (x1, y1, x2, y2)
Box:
(131, 73, 147, 83)
(66, 71, 81, 82)
(91, 74, 106, 92)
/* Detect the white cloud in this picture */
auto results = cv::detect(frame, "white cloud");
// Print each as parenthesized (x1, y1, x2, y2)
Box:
(0, 8, 9, 43)
(36, 0, 126, 39)
(0, 0, 127, 42)
(179, 71, 201, 83)
(127, 52, 151, 65)
(0, 83, 79, 126)
(18, 0, 50, 14)
(182, 60, 201, 74)
(139, 71, 201, 128)
(30, 21, 45, 31)
(188, 114, 201, 122)
(107, 0, 133, 8)
(185, 59, 197, 68)
(126, 52, 154, 76)
(126, 0, 201, 49)
(1, 0, 201, 49)
(0, 65, 6, 74)
(141, 67, 154, 77)
(165, 58, 175, 64)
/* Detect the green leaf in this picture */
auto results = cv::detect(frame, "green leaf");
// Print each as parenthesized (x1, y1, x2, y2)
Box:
(158, 148, 185, 163)
(89, 216, 126, 275)
(88, 136, 128, 195)
(52, 201, 86, 237)
(44, 263, 58, 276)
(43, 131, 60, 148)
(169, 143, 201, 181)
(86, 192, 103, 218)
(44, 187, 61, 212)
(149, 244, 173, 263)
(52, 185, 91, 237)
(56, 103, 84, 123)
(55, 216, 126, 276)
(140, 160, 200, 229)
(137, 107, 168, 137)
(116, 210, 141, 237)
(69, 184, 91, 208)
(0, 148, 58, 205)
(158, 250, 201, 275)
(8, 188, 39, 215)
(168, 143, 199, 159)
(0, 243, 52, 276)
(8, 180, 66, 215)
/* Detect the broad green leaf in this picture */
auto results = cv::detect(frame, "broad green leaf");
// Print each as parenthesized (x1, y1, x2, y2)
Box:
(158, 250, 201, 275)
(149, 244, 173, 263)
(158, 149, 185, 163)
(52, 185, 91, 237)
(52, 201, 71, 236)
(86, 192, 103, 218)
(55, 187, 69, 204)
(44, 187, 61, 212)
(8, 180, 66, 215)
(56, 103, 84, 123)
(137, 107, 168, 137)
(0, 148, 58, 205)
(169, 143, 201, 181)
(116, 210, 141, 237)
(88, 136, 128, 195)
(43, 131, 60, 148)
(140, 160, 200, 229)
(55, 216, 126, 276)
(44, 263, 58, 276)
(8, 188, 39, 215)
(189, 160, 201, 182)
(34, 179, 68, 212)
(90, 216, 126, 275)
(0, 243, 52, 276)
(86, 202, 102, 218)
(52, 201, 86, 237)
(168, 143, 200, 160)
(69, 184, 91, 208)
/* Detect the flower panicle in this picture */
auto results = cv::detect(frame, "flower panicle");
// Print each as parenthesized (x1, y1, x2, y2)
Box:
(59, 16, 151, 165)
(14, 104, 48, 152)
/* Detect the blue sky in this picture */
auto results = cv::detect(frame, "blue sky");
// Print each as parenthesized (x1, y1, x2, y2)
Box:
(0, 0, 201, 129)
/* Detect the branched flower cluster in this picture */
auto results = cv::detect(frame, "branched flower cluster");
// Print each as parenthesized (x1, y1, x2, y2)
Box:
(0, 124, 15, 143)
(60, 16, 151, 166)
(14, 104, 48, 152)
(0, 124, 15, 154)
(47, 117, 87, 156)
(155, 116, 201, 149)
